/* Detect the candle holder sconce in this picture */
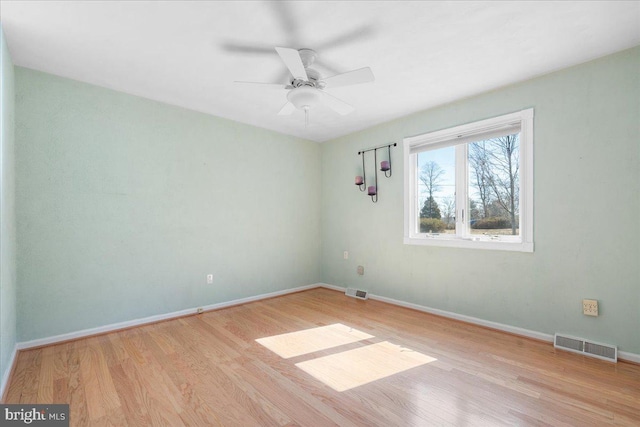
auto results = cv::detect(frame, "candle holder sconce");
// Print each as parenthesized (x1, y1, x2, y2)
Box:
(368, 185, 377, 202)
(355, 151, 366, 192)
(380, 144, 393, 178)
(356, 142, 397, 203)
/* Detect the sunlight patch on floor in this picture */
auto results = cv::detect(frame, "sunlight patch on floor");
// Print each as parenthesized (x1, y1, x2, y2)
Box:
(256, 323, 373, 359)
(295, 341, 437, 392)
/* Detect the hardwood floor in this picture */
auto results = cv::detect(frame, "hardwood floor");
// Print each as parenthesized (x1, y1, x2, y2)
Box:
(4, 288, 640, 426)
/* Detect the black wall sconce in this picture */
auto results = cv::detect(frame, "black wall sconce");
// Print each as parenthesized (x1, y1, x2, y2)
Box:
(355, 142, 397, 203)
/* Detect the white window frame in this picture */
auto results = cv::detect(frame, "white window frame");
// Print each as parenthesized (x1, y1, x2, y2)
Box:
(403, 109, 534, 252)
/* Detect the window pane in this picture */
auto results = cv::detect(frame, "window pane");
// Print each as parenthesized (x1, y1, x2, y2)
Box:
(468, 133, 520, 236)
(417, 147, 456, 234)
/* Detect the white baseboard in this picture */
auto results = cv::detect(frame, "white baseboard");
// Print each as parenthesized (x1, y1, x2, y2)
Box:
(317, 284, 640, 364)
(316, 282, 345, 292)
(369, 292, 554, 342)
(13, 282, 640, 365)
(0, 345, 18, 401)
(618, 351, 640, 364)
(198, 283, 319, 312)
(16, 283, 320, 350)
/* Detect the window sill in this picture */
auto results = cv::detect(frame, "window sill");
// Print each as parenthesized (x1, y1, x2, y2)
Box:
(403, 236, 534, 253)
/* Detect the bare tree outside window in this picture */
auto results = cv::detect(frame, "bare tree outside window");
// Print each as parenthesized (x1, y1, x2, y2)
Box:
(468, 134, 520, 235)
(469, 141, 493, 219)
(441, 196, 456, 228)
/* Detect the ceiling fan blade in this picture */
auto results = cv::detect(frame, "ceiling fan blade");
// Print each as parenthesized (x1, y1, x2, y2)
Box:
(323, 67, 375, 89)
(270, 2, 300, 43)
(221, 42, 275, 54)
(272, 69, 292, 85)
(277, 102, 296, 116)
(315, 25, 376, 51)
(234, 81, 285, 90)
(322, 92, 354, 115)
(275, 47, 308, 81)
(315, 58, 341, 76)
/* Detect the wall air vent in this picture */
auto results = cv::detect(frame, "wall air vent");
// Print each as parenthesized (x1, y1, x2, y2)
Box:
(345, 288, 369, 300)
(554, 333, 617, 362)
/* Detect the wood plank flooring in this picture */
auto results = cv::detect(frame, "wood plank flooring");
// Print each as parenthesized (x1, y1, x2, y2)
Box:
(4, 288, 640, 426)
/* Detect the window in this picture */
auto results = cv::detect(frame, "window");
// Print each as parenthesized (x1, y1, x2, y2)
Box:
(403, 109, 533, 252)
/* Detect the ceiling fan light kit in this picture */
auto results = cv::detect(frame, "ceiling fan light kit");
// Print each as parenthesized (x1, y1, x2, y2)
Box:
(286, 86, 322, 126)
(235, 47, 375, 127)
(286, 87, 320, 110)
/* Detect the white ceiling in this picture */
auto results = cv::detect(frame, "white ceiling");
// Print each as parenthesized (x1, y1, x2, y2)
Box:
(1, 1, 639, 142)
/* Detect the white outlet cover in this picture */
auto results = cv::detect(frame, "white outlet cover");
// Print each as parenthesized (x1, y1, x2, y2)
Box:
(582, 299, 598, 316)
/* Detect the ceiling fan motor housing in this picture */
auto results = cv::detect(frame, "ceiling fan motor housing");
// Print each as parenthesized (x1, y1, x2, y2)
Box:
(298, 48, 317, 68)
(291, 68, 323, 88)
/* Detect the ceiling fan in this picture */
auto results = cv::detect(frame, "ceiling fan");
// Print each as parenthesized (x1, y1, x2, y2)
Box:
(235, 47, 375, 126)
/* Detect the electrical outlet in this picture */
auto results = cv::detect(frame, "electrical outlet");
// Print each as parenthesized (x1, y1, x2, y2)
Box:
(357, 265, 364, 275)
(206, 274, 213, 284)
(583, 299, 598, 316)
(343, 251, 349, 260)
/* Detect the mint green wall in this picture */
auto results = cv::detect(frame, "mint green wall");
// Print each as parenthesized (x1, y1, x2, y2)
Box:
(15, 68, 321, 342)
(11, 46, 640, 355)
(321, 47, 640, 354)
(1, 26, 17, 382)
